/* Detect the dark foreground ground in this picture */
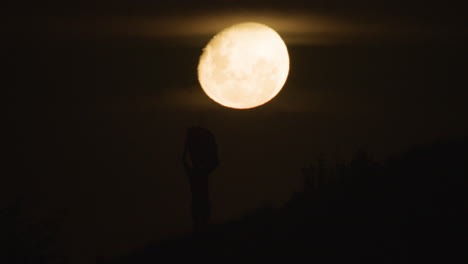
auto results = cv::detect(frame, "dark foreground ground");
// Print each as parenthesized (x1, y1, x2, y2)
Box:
(104, 139, 467, 264)
(2, 139, 466, 263)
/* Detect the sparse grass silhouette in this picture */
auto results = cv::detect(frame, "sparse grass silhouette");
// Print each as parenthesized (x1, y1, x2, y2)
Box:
(106, 138, 466, 263)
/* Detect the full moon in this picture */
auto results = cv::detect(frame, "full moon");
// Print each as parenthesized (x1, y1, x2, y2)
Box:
(198, 22, 290, 109)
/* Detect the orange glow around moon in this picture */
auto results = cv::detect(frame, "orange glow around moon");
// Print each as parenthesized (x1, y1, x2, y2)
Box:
(198, 22, 290, 109)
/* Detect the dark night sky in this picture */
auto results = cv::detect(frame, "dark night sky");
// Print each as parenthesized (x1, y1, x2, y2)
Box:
(5, 1, 468, 263)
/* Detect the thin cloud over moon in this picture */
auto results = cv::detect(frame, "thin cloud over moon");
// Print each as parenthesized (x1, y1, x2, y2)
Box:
(33, 10, 466, 45)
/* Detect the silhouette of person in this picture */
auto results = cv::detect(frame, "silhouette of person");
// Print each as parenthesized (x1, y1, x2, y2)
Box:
(182, 126, 219, 233)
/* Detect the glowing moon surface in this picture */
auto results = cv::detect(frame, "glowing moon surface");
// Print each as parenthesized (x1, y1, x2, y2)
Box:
(198, 22, 290, 109)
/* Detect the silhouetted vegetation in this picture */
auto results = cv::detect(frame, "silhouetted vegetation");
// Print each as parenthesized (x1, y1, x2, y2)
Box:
(107, 139, 467, 263)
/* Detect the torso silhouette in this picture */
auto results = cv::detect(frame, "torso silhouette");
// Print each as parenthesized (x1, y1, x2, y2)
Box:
(182, 127, 219, 232)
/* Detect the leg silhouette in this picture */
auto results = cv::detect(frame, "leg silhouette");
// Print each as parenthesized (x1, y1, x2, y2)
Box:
(182, 127, 219, 233)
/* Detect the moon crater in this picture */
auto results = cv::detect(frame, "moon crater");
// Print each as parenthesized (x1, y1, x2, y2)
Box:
(198, 22, 290, 109)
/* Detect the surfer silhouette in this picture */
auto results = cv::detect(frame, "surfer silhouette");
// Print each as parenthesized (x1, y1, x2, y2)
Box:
(182, 126, 219, 232)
